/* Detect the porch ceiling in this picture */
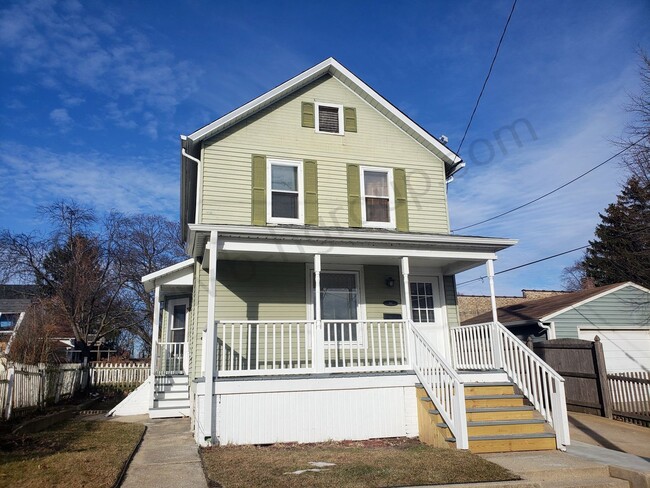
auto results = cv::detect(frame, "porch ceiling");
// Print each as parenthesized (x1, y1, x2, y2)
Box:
(191, 225, 516, 276)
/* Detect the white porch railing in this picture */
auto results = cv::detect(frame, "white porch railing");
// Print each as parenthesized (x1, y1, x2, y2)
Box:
(450, 322, 570, 449)
(215, 320, 410, 377)
(411, 324, 468, 449)
(156, 342, 185, 374)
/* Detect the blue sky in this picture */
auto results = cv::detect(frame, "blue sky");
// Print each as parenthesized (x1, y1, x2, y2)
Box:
(0, 0, 648, 295)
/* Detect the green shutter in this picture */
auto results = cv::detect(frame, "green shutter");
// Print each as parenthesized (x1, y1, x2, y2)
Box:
(251, 154, 266, 225)
(304, 160, 319, 225)
(347, 164, 362, 228)
(344, 107, 357, 132)
(394, 168, 409, 232)
(301, 102, 315, 128)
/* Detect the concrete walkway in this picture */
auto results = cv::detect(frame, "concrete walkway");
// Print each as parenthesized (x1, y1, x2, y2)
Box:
(114, 416, 208, 488)
(568, 411, 650, 460)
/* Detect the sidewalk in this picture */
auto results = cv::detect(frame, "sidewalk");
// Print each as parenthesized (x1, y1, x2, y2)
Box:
(114, 416, 208, 488)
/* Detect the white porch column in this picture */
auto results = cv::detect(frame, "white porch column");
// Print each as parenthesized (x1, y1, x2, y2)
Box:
(400, 257, 412, 322)
(149, 285, 161, 409)
(486, 260, 498, 323)
(486, 259, 503, 369)
(204, 231, 218, 444)
(400, 257, 415, 366)
(313, 254, 324, 373)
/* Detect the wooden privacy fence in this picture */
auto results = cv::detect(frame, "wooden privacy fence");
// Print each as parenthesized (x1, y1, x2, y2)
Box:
(608, 372, 650, 426)
(530, 337, 612, 418)
(0, 361, 150, 420)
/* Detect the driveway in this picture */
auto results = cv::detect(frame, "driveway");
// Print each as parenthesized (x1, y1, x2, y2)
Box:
(568, 411, 650, 460)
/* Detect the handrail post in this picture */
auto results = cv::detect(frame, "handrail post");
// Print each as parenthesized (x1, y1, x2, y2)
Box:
(453, 379, 469, 449)
(149, 285, 161, 410)
(491, 322, 504, 370)
(313, 254, 325, 373)
(551, 378, 570, 450)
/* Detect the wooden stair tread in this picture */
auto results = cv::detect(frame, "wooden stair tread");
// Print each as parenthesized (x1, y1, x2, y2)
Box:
(466, 405, 535, 412)
(465, 394, 524, 399)
(437, 418, 547, 428)
(447, 432, 556, 442)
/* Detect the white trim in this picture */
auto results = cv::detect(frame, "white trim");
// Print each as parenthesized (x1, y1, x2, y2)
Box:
(219, 239, 497, 261)
(541, 282, 650, 321)
(315, 102, 344, 135)
(197, 372, 417, 395)
(266, 158, 304, 225)
(360, 166, 396, 230)
(186, 58, 462, 168)
(142, 259, 194, 290)
(188, 223, 518, 248)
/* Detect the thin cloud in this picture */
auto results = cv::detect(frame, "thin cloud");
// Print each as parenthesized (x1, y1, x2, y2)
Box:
(0, 142, 179, 228)
(49, 108, 72, 130)
(0, 0, 199, 138)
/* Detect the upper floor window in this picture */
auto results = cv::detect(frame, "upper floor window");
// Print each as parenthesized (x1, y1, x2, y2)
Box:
(315, 103, 344, 135)
(360, 166, 395, 229)
(267, 159, 303, 224)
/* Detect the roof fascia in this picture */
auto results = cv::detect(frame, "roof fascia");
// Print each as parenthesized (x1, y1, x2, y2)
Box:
(142, 258, 194, 286)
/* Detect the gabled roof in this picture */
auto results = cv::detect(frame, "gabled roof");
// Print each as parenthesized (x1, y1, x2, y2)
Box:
(142, 258, 194, 292)
(183, 57, 463, 176)
(462, 282, 649, 325)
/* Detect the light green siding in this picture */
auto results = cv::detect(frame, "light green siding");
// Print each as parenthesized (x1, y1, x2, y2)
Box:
(200, 75, 450, 233)
(553, 285, 650, 339)
(364, 265, 402, 319)
(443, 276, 460, 328)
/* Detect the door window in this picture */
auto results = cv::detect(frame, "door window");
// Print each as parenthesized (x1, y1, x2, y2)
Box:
(314, 272, 359, 341)
(410, 282, 436, 323)
(169, 304, 187, 342)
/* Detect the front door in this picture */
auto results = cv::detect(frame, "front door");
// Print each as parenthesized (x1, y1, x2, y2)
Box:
(166, 298, 189, 373)
(409, 276, 445, 352)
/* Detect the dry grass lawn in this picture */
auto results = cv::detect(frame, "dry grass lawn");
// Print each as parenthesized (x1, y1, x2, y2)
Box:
(201, 438, 518, 488)
(0, 419, 145, 488)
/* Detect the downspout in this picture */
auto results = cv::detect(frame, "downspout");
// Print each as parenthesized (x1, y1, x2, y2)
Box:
(537, 321, 555, 340)
(181, 135, 203, 225)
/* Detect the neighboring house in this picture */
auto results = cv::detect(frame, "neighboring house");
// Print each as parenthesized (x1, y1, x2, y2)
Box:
(0, 285, 36, 355)
(458, 289, 569, 323)
(463, 282, 650, 373)
(111, 58, 570, 453)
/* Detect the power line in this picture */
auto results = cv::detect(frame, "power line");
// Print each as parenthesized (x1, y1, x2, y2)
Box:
(452, 134, 649, 233)
(457, 245, 589, 286)
(455, 0, 518, 156)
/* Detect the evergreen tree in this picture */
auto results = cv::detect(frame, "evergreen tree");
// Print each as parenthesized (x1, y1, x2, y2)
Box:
(583, 177, 650, 288)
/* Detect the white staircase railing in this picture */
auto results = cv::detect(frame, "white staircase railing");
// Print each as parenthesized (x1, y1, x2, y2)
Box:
(450, 322, 570, 450)
(156, 342, 185, 374)
(411, 323, 469, 449)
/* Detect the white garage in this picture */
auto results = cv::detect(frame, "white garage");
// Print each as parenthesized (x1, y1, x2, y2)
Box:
(578, 328, 650, 373)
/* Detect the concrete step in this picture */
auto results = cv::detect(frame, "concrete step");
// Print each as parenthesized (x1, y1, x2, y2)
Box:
(535, 478, 630, 488)
(149, 406, 190, 419)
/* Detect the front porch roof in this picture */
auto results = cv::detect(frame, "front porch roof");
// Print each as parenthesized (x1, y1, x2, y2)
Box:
(142, 258, 194, 292)
(188, 224, 517, 275)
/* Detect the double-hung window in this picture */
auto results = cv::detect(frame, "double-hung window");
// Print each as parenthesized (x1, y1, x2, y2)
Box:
(360, 166, 395, 228)
(315, 103, 344, 135)
(267, 159, 303, 224)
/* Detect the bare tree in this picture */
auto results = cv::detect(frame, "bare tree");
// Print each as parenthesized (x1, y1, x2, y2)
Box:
(0, 201, 185, 360)
(560, 258, 595, 291)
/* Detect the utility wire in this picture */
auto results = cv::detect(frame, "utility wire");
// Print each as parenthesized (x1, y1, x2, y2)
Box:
(455, 0, 518, 156)
(452, 134, 650, 233)
(457, 245, 589, 286)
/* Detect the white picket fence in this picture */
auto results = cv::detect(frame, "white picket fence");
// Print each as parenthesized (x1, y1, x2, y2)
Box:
(0, 361, 150, 419)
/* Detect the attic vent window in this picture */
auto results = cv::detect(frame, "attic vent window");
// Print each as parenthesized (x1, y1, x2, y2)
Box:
(316, 103, 343, 135)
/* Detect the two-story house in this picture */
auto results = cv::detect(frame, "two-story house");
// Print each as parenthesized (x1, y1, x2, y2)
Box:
(110, 58, 570, 453)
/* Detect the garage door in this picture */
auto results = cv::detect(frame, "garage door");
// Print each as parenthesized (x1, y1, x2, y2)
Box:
(578, 328, 650, 373)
